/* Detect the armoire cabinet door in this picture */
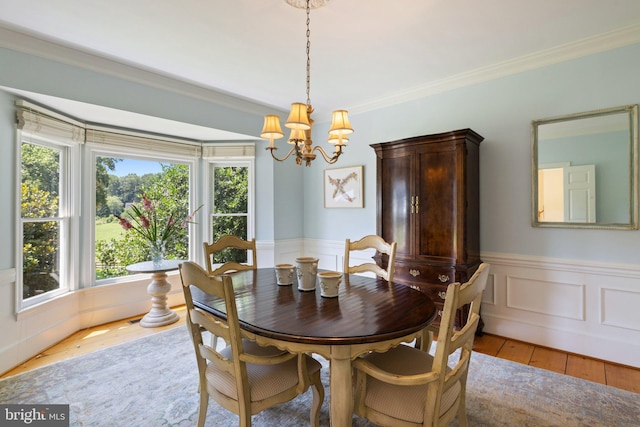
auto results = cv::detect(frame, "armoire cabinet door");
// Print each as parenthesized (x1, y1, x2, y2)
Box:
(416, 145, 458, 263)
(378, 151, 414, 259)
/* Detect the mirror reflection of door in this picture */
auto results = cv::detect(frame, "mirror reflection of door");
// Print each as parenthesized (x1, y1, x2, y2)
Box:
(532, 104, 637, 229)
(538, 163, 596, 222)
(538, 167, 564, 221)
(564, 164, 596, 222)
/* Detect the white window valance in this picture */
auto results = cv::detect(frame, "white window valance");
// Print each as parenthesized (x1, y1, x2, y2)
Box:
(16, 101, 85, 144)
(16, 99, 255, 159)
(202, 142, 255, 160)
(85, 127, 202, 159)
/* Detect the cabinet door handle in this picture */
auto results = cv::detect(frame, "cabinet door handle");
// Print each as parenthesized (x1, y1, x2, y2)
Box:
(437, 274, 449, 283)
(438, 291, 446, 300)
(410, 196, 415, 214)
(409, 269, 420, 277)
(415, 196, 419, 214)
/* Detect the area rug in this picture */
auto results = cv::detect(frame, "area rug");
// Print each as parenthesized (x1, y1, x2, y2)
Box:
(1, 327, 638, 426)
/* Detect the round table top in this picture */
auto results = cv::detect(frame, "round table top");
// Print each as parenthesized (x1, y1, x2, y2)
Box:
(193, 268, 437, 346)
(126, 259, 184, 274)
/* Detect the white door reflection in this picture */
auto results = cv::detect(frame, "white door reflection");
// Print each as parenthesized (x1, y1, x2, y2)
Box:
(538, 163, 595, 223)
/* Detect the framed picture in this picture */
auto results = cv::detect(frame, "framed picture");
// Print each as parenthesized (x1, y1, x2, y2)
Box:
(324, 165, 364, 208)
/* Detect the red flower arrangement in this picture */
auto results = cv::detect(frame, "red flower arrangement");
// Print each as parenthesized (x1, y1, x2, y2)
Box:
(116, 195, 201, 251)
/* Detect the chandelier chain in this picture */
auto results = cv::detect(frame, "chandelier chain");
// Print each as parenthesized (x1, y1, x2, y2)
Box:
(306, 0, 311, 108)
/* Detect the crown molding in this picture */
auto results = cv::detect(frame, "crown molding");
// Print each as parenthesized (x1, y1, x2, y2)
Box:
(350, 23, 640, 115)
(2, 22, 639, 118)
(0, 24, 281, 117)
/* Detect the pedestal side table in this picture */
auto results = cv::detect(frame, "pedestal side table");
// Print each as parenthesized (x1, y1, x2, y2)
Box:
(126, 260, 184, 328)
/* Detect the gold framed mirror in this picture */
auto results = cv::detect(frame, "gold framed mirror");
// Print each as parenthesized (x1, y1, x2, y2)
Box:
(532, 104, 638, 229)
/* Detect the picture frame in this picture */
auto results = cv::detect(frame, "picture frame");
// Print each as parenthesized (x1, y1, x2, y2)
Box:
(323, 165, 364, 208)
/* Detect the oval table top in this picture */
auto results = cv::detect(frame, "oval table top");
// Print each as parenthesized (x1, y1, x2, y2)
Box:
(192, 268, 437, 346)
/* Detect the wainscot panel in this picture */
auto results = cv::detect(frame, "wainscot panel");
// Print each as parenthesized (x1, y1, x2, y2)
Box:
(506, 276, 585, 320)
(600, 287, 640, 331)
(481, 252, 640, 368)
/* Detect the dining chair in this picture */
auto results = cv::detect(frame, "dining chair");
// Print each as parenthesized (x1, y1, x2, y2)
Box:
(203, 235, 257, 276)
(352, 262, 490, 427)
(179, 261, 324, 427)
(344, 235, 397, 281)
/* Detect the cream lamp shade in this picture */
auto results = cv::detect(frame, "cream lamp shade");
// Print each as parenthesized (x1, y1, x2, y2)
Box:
(288, 128, 307, 144)
(328, 110, 354, 136)
(261, 115, 284, 139)
(328, 132, 349, 146)
(285, 103, 312, 130)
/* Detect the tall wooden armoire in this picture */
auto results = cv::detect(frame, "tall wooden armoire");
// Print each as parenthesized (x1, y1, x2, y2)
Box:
(371, 129, 483, 329)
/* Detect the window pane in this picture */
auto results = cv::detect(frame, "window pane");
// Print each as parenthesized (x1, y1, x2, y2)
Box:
(22, 221, 60, 299)
(213, 166, 248, 213)
(95, 157, 192, 280)
(21, 143, 60, 218)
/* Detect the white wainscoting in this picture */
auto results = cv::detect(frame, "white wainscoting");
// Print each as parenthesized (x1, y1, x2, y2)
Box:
(505, 276, 585, 320)
(480, 252, 640, 368)
(0, 269, 185, 375)
(273, 242, 640, 368)
(3, 242, 640, 375)
(600, 287, 640, 331)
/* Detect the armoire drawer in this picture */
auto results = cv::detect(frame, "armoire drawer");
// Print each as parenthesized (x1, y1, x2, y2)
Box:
(393, 264, 456, 286)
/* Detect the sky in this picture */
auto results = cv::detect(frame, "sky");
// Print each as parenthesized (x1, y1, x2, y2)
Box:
(111, 158, 164, 177)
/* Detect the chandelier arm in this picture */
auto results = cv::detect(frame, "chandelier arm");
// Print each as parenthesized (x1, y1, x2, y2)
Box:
(311, 145, 342, 164)
(266, 146, 298, 162)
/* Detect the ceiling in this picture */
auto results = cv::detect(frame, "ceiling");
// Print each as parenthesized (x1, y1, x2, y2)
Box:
(1, 0, 640, 140)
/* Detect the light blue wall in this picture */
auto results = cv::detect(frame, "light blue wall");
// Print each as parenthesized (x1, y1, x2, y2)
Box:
(0, 89, 16, 270)
(1, 42, 640, 268)
(273, 152, 305, 240)
(0, 46, 306, 255)
(0, 48, 264, 136)
(304, 42, 640, 264)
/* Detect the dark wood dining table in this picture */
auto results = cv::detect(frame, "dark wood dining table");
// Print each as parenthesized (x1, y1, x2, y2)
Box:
(192, 268, 436, 427)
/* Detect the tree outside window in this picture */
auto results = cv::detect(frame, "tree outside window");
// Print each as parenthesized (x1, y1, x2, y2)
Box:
(210, 164, 250, 263)
(20, 142, 63, 300)
(94, 157, 192, 279)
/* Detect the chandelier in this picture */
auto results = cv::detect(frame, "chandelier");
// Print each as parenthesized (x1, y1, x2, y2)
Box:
(261, 0, 353, 167)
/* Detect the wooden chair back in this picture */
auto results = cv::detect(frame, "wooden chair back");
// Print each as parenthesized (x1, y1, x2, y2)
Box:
(179, 261, 324, 427)
(344, 235, 397, 281)
(427, 262, 490, 425)
(353, 262, 490, 427)
(203, 235, 257, 275)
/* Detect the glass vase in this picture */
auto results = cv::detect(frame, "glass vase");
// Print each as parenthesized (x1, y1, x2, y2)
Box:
(150, 240, 166, 268)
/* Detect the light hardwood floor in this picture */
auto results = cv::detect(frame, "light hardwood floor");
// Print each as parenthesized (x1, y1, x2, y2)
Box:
(2, 306, 640, 395)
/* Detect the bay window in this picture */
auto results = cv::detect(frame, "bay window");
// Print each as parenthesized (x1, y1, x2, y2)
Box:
(85, 129, 200, 284)
(15, 99, 256, 312)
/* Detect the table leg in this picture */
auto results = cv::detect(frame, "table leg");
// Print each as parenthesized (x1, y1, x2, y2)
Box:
(330, 345, 353, 427)
(140, 271, 179, 328)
